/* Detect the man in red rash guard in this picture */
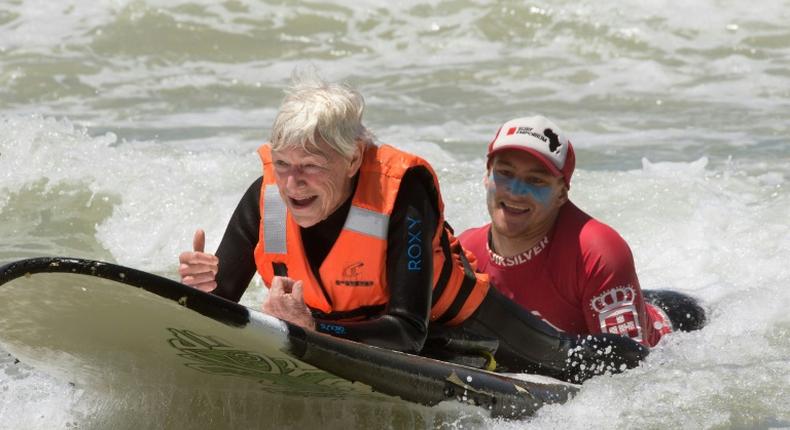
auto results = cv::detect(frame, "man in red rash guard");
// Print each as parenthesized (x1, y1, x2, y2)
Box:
(459, 116, 703, 348)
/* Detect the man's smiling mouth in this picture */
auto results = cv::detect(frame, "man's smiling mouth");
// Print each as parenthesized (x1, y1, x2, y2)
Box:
(500, 201, 530, 215)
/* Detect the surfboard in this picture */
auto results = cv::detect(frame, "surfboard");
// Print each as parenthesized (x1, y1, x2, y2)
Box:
(0, 257, 578, 419)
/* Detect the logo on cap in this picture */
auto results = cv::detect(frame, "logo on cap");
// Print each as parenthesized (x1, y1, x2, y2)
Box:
(505, 126, 562, 154)
(544, 129, 561, 154)
(488, 116, 575, 188)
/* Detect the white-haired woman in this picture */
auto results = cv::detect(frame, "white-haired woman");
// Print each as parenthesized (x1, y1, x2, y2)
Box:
(178, 75, 648, 382)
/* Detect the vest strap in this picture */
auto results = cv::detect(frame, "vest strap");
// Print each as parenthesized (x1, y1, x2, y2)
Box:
(431, 227, 454, 305)
(272, 262, 288, 277)
(434, 250, 478, 324)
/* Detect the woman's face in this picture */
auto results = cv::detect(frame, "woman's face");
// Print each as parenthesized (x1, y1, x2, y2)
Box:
(271, 142, 361, 227)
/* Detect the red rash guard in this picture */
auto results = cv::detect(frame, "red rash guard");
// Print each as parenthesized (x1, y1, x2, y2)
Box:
(459, 201, 671, 347)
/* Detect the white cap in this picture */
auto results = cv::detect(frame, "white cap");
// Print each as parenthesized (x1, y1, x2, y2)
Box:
(487, 115, 575, 187)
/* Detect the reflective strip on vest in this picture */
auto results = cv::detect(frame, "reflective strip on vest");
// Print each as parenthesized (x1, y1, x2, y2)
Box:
(263, 184, 287, 254)
(345, 206, 389, 240)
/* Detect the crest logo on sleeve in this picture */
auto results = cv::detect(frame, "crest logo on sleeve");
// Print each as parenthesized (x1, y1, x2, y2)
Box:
(590, 285, 642, 341)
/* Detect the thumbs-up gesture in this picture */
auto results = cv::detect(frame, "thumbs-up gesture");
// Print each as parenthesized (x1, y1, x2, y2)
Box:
(178, 229, 219, 292)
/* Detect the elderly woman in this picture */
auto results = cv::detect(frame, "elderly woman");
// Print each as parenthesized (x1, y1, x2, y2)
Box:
(178, 75, 647, 383)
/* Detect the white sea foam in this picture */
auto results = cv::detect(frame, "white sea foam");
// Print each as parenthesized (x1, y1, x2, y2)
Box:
(2, 0, 789, 428)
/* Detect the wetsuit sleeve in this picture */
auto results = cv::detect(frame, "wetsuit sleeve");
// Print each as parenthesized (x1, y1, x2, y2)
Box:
(462, 286, 648, 383)
(212, 177, 262, 303)
(312, 170, 436, 353)
(578, 222, 658, 346)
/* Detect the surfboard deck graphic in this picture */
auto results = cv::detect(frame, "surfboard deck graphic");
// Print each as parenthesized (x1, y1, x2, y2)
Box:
(0, 257, 578, 419)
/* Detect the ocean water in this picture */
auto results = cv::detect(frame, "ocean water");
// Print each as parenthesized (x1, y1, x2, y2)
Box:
(1, 0, 789, 428)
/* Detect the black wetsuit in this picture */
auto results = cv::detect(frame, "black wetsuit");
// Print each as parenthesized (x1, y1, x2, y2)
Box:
(213, 172, 648, 383)
(214, 170, 434, 353)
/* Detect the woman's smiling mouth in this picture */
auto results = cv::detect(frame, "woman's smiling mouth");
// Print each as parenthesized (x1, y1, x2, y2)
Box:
(290, 195, 318, 208)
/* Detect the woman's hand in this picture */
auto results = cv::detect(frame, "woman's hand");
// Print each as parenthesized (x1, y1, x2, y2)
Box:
(178, 229, 219, 292)
(262, 276, 315, 329)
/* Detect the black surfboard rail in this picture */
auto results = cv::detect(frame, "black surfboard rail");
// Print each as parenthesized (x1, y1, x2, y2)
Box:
(0, 257, 579, 419)
(295, 327, 579, 417)
(0, 256, 251, 327)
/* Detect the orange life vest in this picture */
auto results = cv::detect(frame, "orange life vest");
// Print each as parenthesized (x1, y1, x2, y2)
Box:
(253, 143, 489, 325)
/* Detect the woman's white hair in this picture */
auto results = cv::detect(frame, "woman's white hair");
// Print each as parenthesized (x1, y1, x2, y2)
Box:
(270, 71, 374, 160)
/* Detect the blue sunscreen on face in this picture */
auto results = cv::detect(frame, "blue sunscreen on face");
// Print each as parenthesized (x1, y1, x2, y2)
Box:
(489, 172, 553, 206)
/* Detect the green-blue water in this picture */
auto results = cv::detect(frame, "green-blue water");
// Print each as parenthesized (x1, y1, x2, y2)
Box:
(2, 1, 789, 428)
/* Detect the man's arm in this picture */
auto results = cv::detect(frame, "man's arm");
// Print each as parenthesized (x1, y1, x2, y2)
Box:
(579, 221, 658, 346)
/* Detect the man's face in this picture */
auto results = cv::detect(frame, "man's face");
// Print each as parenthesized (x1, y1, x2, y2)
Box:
(485, 149, 567, 239)
(272, 142, 360, 227)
